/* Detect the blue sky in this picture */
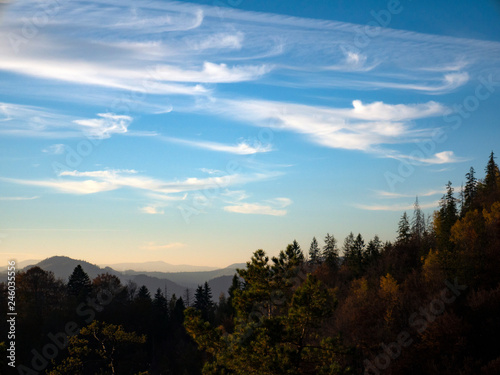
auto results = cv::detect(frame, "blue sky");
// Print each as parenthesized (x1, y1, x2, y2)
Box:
(1, 0, 500, 267)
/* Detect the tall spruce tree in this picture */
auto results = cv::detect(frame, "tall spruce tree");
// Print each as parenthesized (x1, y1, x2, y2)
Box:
(397, 212, 411, 243)
(463, 166, 477, 214)
(308, 236, 321, 264)
(322, 233, 339, 269)
(67, 265, 92, 299)
(485, 151, 499, 190)
(411, 197, 425, 240)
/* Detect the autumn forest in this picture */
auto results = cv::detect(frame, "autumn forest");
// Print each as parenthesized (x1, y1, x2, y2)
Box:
(2, 151, 500, 375)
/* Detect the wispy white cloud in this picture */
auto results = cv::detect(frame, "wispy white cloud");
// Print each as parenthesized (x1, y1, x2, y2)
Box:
(0, 196, 39, 201)
(325, 51, 379, 72)
(2, 169, 280, 196)
(73, 113, 132, 138)
(355, 200, 439, 211)
(140, 205, 165, 215)
(389, 151, 468, 165)
(362, 72, 470, 94)
(153, 62, 271, 83)
(1, 0, 497, 110)
(42, 144, 65, 155)
(200, 168, 223, 175)
(207, 98, 449, 155)
(417, 151, 467, 164)
(163, 136, 273, 155)
(224, 196, 291, 216)
(2, 177, 118, 195)
(0, 103, 137, 139)
(186, 32, 244, 51)
(375, 189, 444, 199)
(140, 241, 187, 251)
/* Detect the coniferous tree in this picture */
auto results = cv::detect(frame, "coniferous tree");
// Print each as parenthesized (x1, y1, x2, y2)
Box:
(462, 166, 477, 214)
(137, 285, 151, 301)
(286, 239, 304, 265)
(184, 288, 191, 307)
(322, 233, 339, 269)
(411, 197, 425, 240)
(194, 283, 213, 321)
(309, 236, 321, 264)
(485, 151, 499, 190)
(342, 232, 355, 260)
(435, 181, 458, 252)
(365, 235, 382, 264)
(194, 285, 205, 311)
(67, 265, 92, 299)
(397, 212, 411, 243)
(153, 288, 168, 312)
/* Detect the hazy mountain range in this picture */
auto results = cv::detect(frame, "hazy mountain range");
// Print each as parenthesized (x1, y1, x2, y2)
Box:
(102, 261, 220, 273)
(2, 256, 245, 302)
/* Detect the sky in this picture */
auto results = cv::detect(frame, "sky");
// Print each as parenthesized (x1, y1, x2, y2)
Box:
(1, 0, 500, 268)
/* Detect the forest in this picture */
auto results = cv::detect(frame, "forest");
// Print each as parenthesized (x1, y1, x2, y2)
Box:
(1, 151, 500, 375)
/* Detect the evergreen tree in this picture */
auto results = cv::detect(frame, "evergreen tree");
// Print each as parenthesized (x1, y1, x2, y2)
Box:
(397, 212, 411, 243)
(67, 265, 92, 299)
(462, 166, 477, 214)
(342, 232, 355, 259)
(365, 235, 382, 264)
(411, 197, 425, 240)
(322, 233, 339, 269)
(203, 281, 213, 307)
(136, 285, 151, 301)
(153, 288, 168, 311)
(308, 236, 321, 264)
(485, 151, 499, 190)
(286, 239, 304, 265)
(194, 285, 205, 311)
(194, 283, 213, 321)
(183, 288, 192, 307)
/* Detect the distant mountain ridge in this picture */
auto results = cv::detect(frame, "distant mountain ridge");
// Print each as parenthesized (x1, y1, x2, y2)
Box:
(17, 256, 243, 301)
(102, 260, 219, 273)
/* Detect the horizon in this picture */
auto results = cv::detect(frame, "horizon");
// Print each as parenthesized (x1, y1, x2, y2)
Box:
(1, 0, 500, 268)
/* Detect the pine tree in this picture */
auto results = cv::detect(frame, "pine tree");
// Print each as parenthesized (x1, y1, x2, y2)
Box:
(194, 283, 213, 321)
(309, 236, 321, 264)
(194, 285, 205, 311)
(485, 151, 499, 190)
(153, 288, 168, 310)
(411, 197, 425, 240)
(203, 282, 213, 309)
(342, 232, 355, 260)
(184, 288, 192, 307)
(285, 239, 304, 265)
(397, 212, 411, 243)
(434, 181, 458, 252)
(462, 166, 477, 214)
(137, 285, 151, 301)
(67, 265, 92, 299)
(322, 233, 339, 269)
(365, 235, 382, 264)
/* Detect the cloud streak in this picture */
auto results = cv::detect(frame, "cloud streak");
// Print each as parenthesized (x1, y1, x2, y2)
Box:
(355, 201, 439, 211)
(163, 136, 273, 155)
(206, 98, 451, 159)
(2, 169, 280, 196)
(224, 197, 292, 216)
